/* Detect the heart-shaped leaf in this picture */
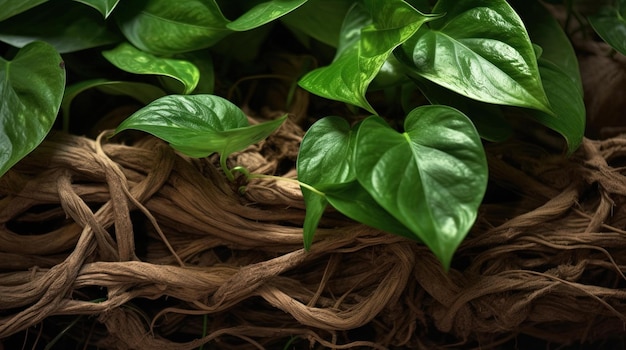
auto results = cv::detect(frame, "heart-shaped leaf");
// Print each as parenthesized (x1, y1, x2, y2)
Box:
(73, 0, 121, 18)
(0, 0, 47, 22)
(102, 43, 200, 94)
(0, 1, 121, 53)
(114, 94, 286, 158)
(280, 0, 353, 47)
(588, 0, 626, 56)
(354, 106, 487, 269)
(299, 0, 437, 114)
(115, 0, 231, 55)
(0, 41, 66, 176)
(227, 0, 308, 31)
(397, 0, 551, 114)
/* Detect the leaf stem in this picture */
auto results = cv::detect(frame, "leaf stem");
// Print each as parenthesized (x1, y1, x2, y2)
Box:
(231, 166, 325, 197)
(220, 154, 235, 182)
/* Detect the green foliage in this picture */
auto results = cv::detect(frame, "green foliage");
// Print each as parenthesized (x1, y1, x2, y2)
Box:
(0, 41, 65, 176)
(0, 0, 606, 268)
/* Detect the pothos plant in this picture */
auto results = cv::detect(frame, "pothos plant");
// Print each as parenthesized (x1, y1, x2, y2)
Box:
(3, 0, 622, 268)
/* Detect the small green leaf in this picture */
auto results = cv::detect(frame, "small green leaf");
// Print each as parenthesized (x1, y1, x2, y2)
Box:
(354, 106, 487, 269)
(588, 2, 626, 56)
(0, 41, 66, 177)
(115, 0, 231, 55)
(227, 0, 308, 31)
(102, 43, 200, 94)
(297, 116, 358, 248)
(0, 0, 47, 22)
(0, 1, 121, 53)
(73, 0, 121, 18)
(299, 1, 437, 114)
(398, 0, 552, 114)
(114, 94, 286, 159)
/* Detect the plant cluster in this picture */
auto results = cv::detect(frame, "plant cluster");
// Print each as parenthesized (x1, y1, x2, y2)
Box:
(1, 0, 624, 267)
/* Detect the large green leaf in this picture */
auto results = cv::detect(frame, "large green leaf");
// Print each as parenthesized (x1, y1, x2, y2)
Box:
(102, 43, 200, 94)
(398, 0, 552, 114)
(0, 0, 47, 22)
(113, 94, 286, 159)
(74, 0, 121, 18)
(588, 0, 626, 56)
(296, 116, 357, 249)
(115, 0, 231, 55)
(354, 106, 487, 269)
(299, 0, 436, 114)
(0, 0, 120, 53)
(227, 0, 308, 31)
(0, 41, 66, 176)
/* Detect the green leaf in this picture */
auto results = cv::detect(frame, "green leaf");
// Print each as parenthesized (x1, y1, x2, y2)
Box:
(354, 106, 487, 269)
(398, 0, 552, 114)
(114, 94, 286, 159)
(0, 0, 47, 22)
(511, 0, 585, 153)
(0, 0, 121, 53)
(281, 0, 353, 47)
(115, 0, 232, 55)
(102, 43, 200, 94)
(588, 1, 626, 56)
(0, 41, 66, 177)
(299, 1, 436, 114)
(227, 0, 308, 31)
(297, 116, 357, 248)
(73, 0, 121, 18)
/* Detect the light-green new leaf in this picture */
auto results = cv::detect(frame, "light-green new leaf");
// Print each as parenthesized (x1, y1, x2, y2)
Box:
(102, 43, 200, 94)
(0, 41, 66, 177)
(398, 0, 552, 114)
(298, 0, 437, 114)
(114, 94, 286, 159)
(227, 0, 308, 31)
(354, 106, 487, 269)
(115, 0, 231, 55)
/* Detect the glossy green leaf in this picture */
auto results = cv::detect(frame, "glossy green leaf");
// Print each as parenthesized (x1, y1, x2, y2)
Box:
(297, 116, 357, 249)
(299, 1, 436, 114)
(102, 43, 200, 95)
(354, 106, 487, 269)
(227, 0, 308, 31)
(0, 0, 47, 21)
(176, 50, 215, 94)
(281, 0, 353, 47)
(114, 94, 286, 158)
(398, 0, 552, 114)
(115, 0, 231, 55)
(74, 0, 121, 18)
(511, 0, 585, 153)
(0, 1, 120, 53)
(588, 1, 626, 56)
(0, 41, 66, 176)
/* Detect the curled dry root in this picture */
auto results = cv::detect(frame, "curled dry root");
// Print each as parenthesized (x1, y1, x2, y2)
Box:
(0, 115, 625, 349)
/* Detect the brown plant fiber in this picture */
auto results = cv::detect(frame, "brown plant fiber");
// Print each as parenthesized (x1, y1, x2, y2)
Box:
(1, 122, 626, 349)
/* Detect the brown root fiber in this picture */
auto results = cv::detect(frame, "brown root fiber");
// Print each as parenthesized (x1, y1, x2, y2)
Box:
(1, 122, 626, 349)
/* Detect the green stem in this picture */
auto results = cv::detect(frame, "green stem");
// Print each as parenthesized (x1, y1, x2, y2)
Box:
(220, 154, 235, 182)
(231, 166, 325, 197)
